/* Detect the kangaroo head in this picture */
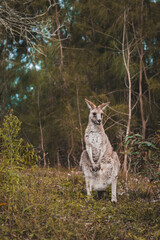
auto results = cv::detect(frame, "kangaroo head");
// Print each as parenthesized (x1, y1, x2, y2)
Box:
(85, 99, 110, 125)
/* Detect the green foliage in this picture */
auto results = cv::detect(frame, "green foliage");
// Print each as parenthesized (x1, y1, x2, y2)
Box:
(0, 110, 40, 204)
(0, 0, 160, 171)
(0, 110, 39, 168)
(124, 133, 160, 179)
(154, 129, 160, 148)
(0, 168, 159, 240)
(0, 109, 22, 166)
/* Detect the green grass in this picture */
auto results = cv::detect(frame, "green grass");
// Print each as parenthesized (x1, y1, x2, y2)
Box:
(0, 167, 160, 240)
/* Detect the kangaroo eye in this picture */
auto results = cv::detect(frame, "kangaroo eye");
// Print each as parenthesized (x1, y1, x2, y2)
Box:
(93, 113, 97, 117)
(101, 113, 103, 117)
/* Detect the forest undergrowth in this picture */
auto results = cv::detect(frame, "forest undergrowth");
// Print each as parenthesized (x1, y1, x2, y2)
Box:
(0, 167, 160, 240)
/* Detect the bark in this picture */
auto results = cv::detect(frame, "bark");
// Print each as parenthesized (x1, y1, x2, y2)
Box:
(1, 41, 7, 117)
(132, 0, 149, 139)
(122, 8, 132, 178)
(76, 84, 84, 151)
(55, 1, 66, 84)
(67, 131, 74, 170)
(57, 150, 61, 169)
(37, 89, 47, 168)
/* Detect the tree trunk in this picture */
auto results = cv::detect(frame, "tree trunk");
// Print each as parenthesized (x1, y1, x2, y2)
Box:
(139, 54, 146, 139)
(57, 150, 61, 169)
(122, 8, 132, 179)
(76, 84, 84, 151)
(37, 89, 47, 168)
(55, 1, 66, 84)
(1, 41, 7, 118)
(67, 130, 74, 170)
(132, 0, 149, 139)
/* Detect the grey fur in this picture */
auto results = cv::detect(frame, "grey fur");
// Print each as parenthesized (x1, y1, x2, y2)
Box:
(80, 99, 120, 202)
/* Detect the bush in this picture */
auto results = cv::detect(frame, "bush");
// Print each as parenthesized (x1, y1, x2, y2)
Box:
(0, 109, 39, 168)
(124, 133, 160, 180)
(0, 110, 40, 197)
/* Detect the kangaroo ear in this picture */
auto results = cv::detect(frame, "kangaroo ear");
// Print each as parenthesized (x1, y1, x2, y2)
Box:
(98, 102, 110, 111)
(85, 99, 96, 110)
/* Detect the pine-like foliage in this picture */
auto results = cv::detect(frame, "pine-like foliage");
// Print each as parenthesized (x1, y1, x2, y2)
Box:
(0, 0, 160, 171)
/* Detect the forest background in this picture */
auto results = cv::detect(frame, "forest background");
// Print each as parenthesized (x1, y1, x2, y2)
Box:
(0, 0, 160, 178)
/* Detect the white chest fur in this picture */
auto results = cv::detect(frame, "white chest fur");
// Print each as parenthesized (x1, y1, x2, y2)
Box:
(88, 132, 102, 147)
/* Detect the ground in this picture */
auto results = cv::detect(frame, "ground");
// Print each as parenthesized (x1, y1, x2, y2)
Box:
(0, 167, 160, 240)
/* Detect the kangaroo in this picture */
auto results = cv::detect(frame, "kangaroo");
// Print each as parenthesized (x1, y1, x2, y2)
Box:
(80, 99, 120, 202)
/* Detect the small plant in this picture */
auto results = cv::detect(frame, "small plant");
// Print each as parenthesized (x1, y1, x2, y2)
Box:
(154, 129, 160, 149)
(0, 109, 39, 168)
(124, 133, 159, 179)
(0, 110, 40, 203)
(152, 129, 160, 178)
(0, 109, 22, 167)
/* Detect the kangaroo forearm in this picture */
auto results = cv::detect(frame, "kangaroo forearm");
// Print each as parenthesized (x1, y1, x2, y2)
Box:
(97, 146, 106, 164)
(86, 146, 94, 165)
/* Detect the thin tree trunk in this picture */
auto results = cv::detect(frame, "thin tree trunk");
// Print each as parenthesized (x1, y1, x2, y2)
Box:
(57, 150, 61, 169)
(67, 130, 75, 170)
(55, 1, 66, 84)
(132, 0, 149, 139)
(139, 0, 146, 139)
(37, 89, 47, 168)
(76, 84, 84, 151)
(1, 40, 7, 117)
(143, 62, 151, 114)
(122, 8, 132, 178)
(139, 54, 146, 139)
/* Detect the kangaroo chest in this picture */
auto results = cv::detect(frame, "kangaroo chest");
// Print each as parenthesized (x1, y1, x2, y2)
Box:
(88, 131, 103, 147)
(85, 131, 105, 161)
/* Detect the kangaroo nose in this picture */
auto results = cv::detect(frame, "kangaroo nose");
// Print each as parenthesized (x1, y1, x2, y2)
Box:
(98, 119, 101, 124)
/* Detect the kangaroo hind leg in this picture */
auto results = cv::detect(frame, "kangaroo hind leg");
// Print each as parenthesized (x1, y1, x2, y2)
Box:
(86, 178, 93, 196)
(111, 176, 118, 203)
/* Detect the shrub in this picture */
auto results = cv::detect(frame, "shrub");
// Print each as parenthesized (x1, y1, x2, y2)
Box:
(0, 109, 39, 168)
(0, 110, 40, 197)
(124, 133, 160, 179)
